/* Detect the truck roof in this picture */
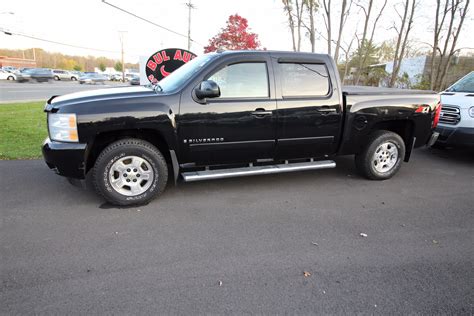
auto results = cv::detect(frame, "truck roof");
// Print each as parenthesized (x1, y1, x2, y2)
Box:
(215, 50, 330, 59)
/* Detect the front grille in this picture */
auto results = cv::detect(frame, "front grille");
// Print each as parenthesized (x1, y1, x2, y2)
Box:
(439, 105, 461, 125)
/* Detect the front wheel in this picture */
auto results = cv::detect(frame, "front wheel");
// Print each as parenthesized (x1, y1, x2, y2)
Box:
(93, 139, 168, 206)
(355, 130, 406, 180)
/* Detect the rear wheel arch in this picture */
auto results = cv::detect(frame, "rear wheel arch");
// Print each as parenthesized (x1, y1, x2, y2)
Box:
(367, 120, 415, 161)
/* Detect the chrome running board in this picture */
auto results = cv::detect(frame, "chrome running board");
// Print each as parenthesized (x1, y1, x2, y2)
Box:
(181, 160, 336, 182)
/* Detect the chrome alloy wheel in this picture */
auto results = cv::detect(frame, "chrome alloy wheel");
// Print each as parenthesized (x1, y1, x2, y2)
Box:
(108, 156, 154, 196)
(372, 141, 398, 173)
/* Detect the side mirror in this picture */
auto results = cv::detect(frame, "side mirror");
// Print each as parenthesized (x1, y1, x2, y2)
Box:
(195, 80, 220, 100)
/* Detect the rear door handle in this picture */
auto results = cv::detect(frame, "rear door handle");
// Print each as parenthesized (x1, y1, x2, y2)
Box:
(251, 108, 272, 118)
(317, 107, 337, 113)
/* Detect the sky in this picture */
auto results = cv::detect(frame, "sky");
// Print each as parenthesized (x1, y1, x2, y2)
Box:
(0, 0, 472, 63)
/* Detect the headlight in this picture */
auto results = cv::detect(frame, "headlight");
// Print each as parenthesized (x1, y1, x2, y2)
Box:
(469, 106, 474, 118)
(48, 113, 78, 142)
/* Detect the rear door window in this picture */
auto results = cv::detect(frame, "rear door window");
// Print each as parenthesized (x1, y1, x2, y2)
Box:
(279, 63, 330, 97)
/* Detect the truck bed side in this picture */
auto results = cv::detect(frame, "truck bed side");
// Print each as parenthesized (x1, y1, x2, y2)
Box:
(338, 88, 439, 158)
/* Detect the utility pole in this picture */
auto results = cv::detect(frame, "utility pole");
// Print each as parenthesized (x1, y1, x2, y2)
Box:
(118, 31, 127, 82)
(185, 1, 195, 50)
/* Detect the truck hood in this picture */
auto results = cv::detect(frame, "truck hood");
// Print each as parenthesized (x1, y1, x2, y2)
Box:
(440, 92, 474, 109)
(47, 86, 157, 109)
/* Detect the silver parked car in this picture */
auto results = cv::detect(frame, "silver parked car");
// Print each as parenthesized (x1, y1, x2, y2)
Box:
(79, 73, 107, 84)
(52, 69, 78, 81)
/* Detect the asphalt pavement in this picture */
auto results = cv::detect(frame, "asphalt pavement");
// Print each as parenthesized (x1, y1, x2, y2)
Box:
(0, 81, 128, 103)
(1, 147, 473, 314)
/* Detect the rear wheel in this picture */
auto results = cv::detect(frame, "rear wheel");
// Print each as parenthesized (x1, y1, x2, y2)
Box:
(93, 138, 168, 206)
(7, 76, 14, 81)
(71, 77, 77, 81)
(355, 130, 405, 180)
(54, 76, 60, 81)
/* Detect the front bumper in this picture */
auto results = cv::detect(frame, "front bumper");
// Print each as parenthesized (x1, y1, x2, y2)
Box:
(435, 126, 474, 147)
(42, 138, 88, 179)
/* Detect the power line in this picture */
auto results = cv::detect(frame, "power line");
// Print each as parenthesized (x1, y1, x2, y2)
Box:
(101, 0, 203, 47)
(0, 28, 121, 54)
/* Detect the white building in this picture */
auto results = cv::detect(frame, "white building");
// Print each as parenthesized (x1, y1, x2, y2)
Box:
(384, 56, 427, 86)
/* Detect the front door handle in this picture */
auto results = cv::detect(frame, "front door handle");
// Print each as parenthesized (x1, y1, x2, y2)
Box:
(251, 108, 272, 118)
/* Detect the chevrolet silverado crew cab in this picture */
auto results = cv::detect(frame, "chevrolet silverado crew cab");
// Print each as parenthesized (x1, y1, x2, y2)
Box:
(435, 71, 474, 147)
(42, 51, 441, 206)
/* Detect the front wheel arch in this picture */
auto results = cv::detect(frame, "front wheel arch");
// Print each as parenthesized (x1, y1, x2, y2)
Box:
(86, 128, 175, 175)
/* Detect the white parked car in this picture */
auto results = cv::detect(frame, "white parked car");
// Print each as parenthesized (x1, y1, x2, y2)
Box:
(0, 69, 16, 81)
(435, 71, 474, 147)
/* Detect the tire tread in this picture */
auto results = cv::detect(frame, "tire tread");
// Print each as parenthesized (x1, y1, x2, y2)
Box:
(355, 130, 405, 180)
(92, 138, 168, 205)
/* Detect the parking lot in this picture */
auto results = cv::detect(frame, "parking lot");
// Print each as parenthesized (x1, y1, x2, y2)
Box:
(1, 147, 472, 314)
(0, 81, 129, 103)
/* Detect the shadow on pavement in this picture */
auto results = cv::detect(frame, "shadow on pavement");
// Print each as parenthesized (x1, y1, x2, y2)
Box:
(423, 146, 474, 165)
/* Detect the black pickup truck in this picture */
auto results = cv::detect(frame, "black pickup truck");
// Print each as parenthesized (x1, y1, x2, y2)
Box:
(43, 51, 441, 205)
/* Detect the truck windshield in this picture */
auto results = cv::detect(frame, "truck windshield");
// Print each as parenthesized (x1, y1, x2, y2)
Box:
(157, 53, 216, 93)
(447, 72, 474, 93)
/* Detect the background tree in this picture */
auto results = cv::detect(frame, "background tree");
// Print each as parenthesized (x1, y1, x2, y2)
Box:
(378, 39, 396, 62)
(348, 39, 380, 84)
(333, 0, 353, 64)
(350, 40, 380, 68)
(321, 0, 332, 56)
(204, 14, 261, 53)
(99, 62, 106, 72)
(303, 0, 318, 52)
(282, 0, 297, 51)
(281, 0, 305, 52)
(114, 61, 123, 72)
(57, 58, 77, 70)
(352, 0, 374, 84)
(0, 48, 138, 72)
(430, 0, 470, 91)
(388, 0, 417, 87)
(340, 35, 356, 84)
(354, 0, 388, 85)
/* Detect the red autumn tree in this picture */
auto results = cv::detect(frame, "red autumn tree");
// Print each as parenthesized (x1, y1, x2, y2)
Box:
(204, 14, 262, 53)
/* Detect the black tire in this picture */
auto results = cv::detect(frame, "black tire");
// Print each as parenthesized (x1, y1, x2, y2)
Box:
(54, 76, 60, 81)
(93, 138, 168, 206)
(7, 76, 14, 81)
(71, 77, 77, 81)
(355, 130, 406, 180)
